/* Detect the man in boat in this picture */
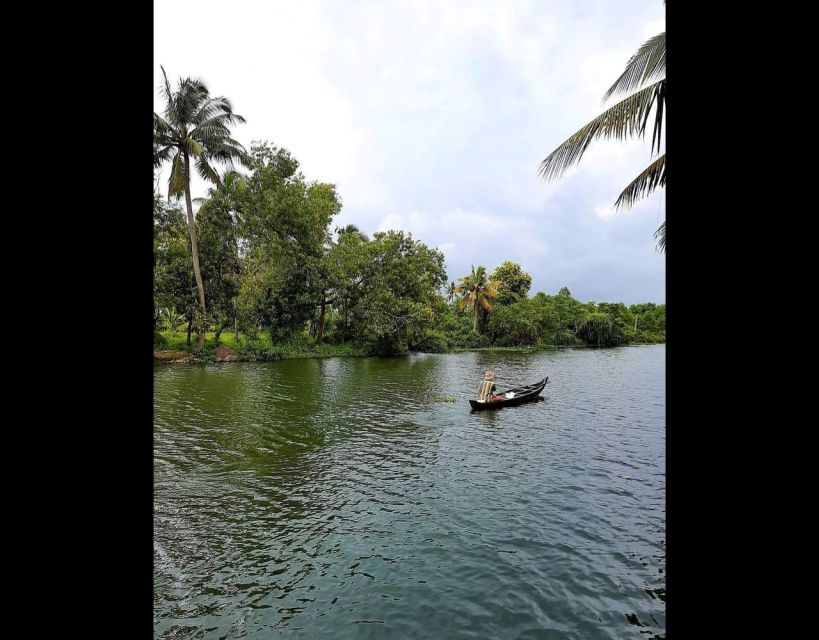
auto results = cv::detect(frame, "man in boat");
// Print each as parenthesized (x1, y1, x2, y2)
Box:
(478, 371, 505, 402)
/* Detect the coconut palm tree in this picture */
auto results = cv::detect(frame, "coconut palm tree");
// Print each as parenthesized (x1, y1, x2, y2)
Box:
(194, 170, 246, 223)
(539, 15, 665, 252)
(455, 266, 500, 331)
(154, 67, 249, 349)
(446, 281, 457, 304)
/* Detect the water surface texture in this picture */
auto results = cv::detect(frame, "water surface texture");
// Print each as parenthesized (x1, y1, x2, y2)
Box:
(154, 346, 665, 639)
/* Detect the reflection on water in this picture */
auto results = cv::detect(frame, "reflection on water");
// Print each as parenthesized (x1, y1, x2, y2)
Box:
(155, 346, 665, 639)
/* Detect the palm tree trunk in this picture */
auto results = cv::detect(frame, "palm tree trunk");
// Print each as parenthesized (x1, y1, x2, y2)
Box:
(186, 316, 193, 346)
(183, 151, 207, 351)
(317, 296, 327, 345)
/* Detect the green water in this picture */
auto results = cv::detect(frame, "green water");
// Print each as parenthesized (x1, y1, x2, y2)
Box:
(155, 346, 665, 639)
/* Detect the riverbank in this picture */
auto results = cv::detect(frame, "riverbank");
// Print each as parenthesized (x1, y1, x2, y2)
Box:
(154, 330, 664, 363)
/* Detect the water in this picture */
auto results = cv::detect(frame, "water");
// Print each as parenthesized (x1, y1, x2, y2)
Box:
(154, 346, 665, 639)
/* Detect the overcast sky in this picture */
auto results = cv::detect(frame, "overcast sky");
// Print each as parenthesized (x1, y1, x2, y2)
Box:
(154, 0, 665, 304)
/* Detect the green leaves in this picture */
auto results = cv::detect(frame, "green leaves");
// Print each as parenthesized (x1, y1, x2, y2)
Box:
(614, 154, 666, 210)
(538, 23, 666, 247)
(538, 79, 666, 181)
(603, 33, 666, 102)
(154, 68, 249, 199)
(654, 221, 666, 253)
(490, 261, 533, 306)
(160, 307, 188, 335)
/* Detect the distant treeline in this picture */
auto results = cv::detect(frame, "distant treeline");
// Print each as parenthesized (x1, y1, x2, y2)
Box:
(154, 142, 664, 355)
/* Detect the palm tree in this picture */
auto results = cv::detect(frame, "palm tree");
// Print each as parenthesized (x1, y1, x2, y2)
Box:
(154, 67, 249, 349)
(446, 281, 457, 304)
(194, 170, 246, 224)
(539, 14, 665, 252)
(455, 266, 500, 331)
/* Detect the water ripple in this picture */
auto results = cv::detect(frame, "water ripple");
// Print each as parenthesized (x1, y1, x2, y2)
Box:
(155, 346, 665, 639)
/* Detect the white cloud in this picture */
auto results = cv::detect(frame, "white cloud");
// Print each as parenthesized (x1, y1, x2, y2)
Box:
(155, 0, 666, 303)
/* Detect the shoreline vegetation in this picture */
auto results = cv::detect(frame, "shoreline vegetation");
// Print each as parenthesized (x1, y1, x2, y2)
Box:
(154, 75, 664, 364)
(154, 327, 665, 364)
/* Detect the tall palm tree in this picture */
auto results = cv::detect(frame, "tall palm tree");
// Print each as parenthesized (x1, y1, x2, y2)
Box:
(455, 266, 500, 331)
(539, 16, 665, 252)
(446, 281, 457, 304)
(154, 67, 249, 349)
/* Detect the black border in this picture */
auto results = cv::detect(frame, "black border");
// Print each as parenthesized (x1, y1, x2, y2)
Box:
(44, 0, 769, 635)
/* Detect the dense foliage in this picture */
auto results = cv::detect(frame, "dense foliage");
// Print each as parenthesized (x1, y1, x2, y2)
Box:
(154, 71, 664, 358)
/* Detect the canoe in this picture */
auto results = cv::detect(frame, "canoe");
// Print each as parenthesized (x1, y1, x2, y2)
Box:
(469, 377, 549, 410)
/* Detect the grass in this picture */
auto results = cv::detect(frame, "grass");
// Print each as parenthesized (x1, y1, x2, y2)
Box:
(155, 330, 365, 361)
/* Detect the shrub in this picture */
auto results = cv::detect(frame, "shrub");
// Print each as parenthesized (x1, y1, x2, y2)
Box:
(411, 330, 450, 353)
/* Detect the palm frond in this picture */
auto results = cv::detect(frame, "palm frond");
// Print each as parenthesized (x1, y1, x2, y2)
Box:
(654, 221, 665, 253)
(603, 33, 666, 101)
(154, 144, 174, 169)
(195, 156, 221, 185)
(539, 80, 665, 181)
(614, 154, 666, 210)
(186, 138, 204, 157)
(168, 152, 187, 199)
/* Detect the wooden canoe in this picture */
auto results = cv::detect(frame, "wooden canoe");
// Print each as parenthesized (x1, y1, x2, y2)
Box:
(469, 377, 549, 410)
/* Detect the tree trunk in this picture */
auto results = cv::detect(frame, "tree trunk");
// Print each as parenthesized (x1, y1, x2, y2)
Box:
(183, 151, 207, 352)
(317, 296, 327, 345)
(186, 316, 193, 346)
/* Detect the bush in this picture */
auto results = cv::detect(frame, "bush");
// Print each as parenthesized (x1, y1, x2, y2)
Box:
(576, 313, 626, 347)
(363, 336, 408, 356)
(411, 330, 450, 353)
(553, 329, 583, 346)
(154, 330, 168, 348)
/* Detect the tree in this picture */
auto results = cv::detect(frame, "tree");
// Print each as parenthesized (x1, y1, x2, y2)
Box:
(321, 225, 372, 343)
(154, 67, 249, 349)
(236, 142, 342, 339)
(446, 281, 457, 304)
(455, 266, 500, 332)
(539, 15, 665, 251)
(576, 312, 626, 347)
(344, 231, 447, 354)
(195, 173, 245, 341)
(490, 261, 533, 305)
(154, 195, 196, 342)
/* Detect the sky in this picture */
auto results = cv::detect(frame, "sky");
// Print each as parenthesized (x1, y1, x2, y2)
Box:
(154, 0, 665, 304)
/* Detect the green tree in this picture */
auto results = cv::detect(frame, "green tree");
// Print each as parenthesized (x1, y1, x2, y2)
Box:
(195, 174, 245, 341)
(154, 195, 196, 342)
(576, 312, 626, 347)
(236, 143, 341, 338)
(490, 261, 533, 305)
(154, 67, 249, 349)
(539, 15, 665, 251)
(455, 266, 500, 332)
(319, 225, 372, 343)
(446, 281, 457, 304)
(346, 231, 447, 354)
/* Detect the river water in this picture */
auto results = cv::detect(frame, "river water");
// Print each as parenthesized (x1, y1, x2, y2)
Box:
(154, 345, 665, 639)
